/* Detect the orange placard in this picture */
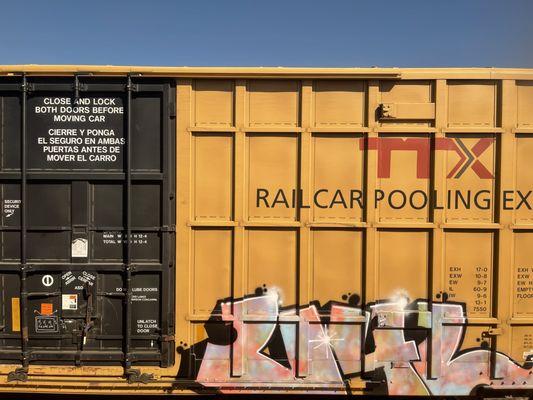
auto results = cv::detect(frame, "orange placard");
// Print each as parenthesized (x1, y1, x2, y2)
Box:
(41, 303, 53, 315)
(11, 298, 20, 332)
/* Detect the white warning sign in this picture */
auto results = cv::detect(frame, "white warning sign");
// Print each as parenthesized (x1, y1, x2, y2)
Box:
(28, 95, 125, 170)
(71, 238, 88, 258)
(62, 294, 78, 310)
(3, 199, 20, 219)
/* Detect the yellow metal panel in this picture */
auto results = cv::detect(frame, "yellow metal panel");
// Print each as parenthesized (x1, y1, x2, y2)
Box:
(233, 80, 247, 303)
(193, 80, 234, 127)
(299, 81, 312, 315)
(192, 228, 232, 314)
(313, 80, 365, 127)
(432, 79, 447, 304)
(246, 228, 297, 309)
(311, 229, 362, 306)
(444, 231, 494, 317)
(513, 232, 533, 317)
(176, 79, 193, 365)
(246, 133, 298, 221)
(515, 135, 533, 224)
(193, 133, 233, 221)
(376, 133, 430, 222)
(511, 326, 533, 364)
(380, 80, 432, 102)
(379, 102, 435, 120)
(379, 80, 433, 126)
(444, 134, 496, 223)
(376, 230, 429, 301)
(447, 81, 497, 127)
(517, 81, 533, 127)
(247, 80, 300, 127)
(311, 134, 364, 222)
(497, 80, 516, 357)
(364, 81, 379, 306)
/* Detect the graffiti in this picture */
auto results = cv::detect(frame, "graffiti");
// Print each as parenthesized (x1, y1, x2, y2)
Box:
(362, 137, 494, 179)
(178, 289, 532, 395)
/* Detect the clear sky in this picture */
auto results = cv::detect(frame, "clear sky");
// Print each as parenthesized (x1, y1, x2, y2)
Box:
(1, 0, 532, 68)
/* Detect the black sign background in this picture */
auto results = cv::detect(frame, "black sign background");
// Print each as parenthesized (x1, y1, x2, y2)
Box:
(27, 94, 125, 170)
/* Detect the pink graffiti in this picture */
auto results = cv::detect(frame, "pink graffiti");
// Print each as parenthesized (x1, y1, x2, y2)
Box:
(193, 294, 532, 395)
(196, 293, 358, 392)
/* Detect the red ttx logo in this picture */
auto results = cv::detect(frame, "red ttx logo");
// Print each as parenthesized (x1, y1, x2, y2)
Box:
(360, 137, 494, 179)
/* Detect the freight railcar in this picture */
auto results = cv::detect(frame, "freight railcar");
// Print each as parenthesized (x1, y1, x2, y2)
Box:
(0, 66, 531, 396)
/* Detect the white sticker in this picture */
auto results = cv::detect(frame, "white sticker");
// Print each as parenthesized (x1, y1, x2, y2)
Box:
(3, 199, 21, 218)
(62, 294, 78, 310)
(42, 275, 54, 287)
(72, 238, 88, 258)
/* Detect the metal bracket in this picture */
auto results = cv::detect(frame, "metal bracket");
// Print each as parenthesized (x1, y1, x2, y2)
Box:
(486, 327, 503, 336)
(7, 367, 28, 382)
(22, 263, 35, 272)
(21, 81, 33, 93)
(123, 263, 137, 274)
(160, 334, 175, 342)
(72, 74, 88, 98)
(125, 368, 154, 384)
(126, 77, 139, 93)
(378, 102, 436, 120)
(161, 225, 176, 233)
(379, 103, 395, 119)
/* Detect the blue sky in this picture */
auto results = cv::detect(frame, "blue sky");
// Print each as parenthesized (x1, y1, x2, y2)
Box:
(0, 0, 531, 67)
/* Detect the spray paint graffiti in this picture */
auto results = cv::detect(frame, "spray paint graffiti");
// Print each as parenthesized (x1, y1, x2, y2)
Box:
(177, 289, 532, 395)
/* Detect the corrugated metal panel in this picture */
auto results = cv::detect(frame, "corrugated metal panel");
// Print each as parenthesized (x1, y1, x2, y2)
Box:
(176, 76, 532, 396)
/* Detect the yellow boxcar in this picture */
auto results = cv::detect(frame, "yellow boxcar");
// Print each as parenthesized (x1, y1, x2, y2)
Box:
(0, 65, 531, 396)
